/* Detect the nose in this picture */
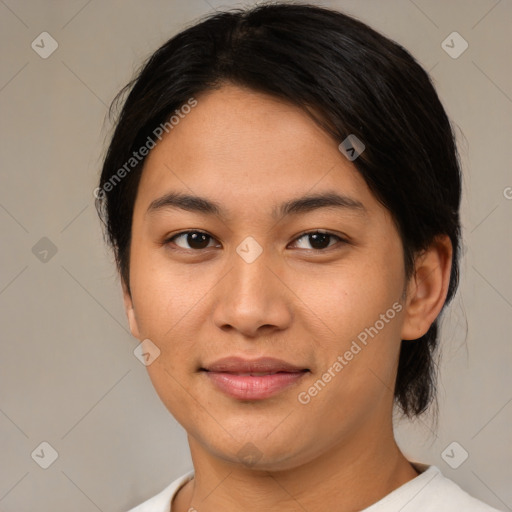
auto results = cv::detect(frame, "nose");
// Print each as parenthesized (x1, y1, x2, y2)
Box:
(211, 243, 293, 338)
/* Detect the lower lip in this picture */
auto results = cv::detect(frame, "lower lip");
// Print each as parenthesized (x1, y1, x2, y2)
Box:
(204, 371, 307, 400)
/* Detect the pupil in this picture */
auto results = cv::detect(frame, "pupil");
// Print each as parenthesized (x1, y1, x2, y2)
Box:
(309, 232, 330, 249)
(188, 232, 209, 249)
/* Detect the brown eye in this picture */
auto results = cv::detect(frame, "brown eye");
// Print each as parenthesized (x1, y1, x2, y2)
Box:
(291, 231, 345, 250)
(168, 231, 218, 250)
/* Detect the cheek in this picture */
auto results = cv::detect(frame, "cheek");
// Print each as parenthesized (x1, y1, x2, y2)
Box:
(289, 253, 404, 348)
(128, 245, 223, 388)
(129, 245, 204, 337)
(289, 245, 405, 404)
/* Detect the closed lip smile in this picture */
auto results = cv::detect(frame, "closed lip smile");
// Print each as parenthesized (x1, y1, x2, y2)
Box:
(200, 356, 310, 400)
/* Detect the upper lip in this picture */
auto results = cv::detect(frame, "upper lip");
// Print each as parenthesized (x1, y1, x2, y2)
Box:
(202, 356, 308, 373)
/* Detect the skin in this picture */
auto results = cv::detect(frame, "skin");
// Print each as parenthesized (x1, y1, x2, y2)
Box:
(122, 84, 453, 512)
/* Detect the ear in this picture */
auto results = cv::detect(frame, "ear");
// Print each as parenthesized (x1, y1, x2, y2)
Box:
(122, 279, 141, 340)
(401, 235, 453, 340)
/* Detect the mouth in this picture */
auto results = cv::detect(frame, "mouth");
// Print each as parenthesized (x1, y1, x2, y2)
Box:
(200, 356, 310, 400)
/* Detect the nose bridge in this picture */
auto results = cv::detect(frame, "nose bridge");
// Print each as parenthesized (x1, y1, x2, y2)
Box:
(230, 238, 278, 307)
(212, 237, 291, 335)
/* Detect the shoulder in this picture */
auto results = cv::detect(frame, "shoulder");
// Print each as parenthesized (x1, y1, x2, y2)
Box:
(125, 465, 503, 512)
(365, 464, 504, 512)
(419, 466, 504, 512)
(126, 470, 195, 512)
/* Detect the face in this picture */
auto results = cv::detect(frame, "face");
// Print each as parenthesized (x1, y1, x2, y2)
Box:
(123, 84, 423, 470)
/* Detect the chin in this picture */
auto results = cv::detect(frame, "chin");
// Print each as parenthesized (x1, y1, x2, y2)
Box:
(198, 430, 314, 472)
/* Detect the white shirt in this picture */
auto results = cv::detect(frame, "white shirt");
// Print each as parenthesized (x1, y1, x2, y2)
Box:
(126, 463, 503, 512)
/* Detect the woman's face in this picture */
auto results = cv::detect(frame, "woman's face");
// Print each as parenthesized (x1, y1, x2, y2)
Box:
(124, 84, 414, 470)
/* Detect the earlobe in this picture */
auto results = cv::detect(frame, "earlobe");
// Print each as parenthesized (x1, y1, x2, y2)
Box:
(401, 235, 453, 341)
(122, 281, 141, 340)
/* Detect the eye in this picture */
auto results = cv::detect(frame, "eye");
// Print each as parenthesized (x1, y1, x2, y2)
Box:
(165, 231, 219, 250)
(290, 230, 346, 251)
(164, 230, 347, 252)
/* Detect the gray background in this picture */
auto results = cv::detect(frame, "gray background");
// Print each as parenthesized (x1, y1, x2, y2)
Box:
(0, 0, 511, 511)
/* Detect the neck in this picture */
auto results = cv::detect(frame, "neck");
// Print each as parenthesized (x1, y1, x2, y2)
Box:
(172, 419, 419, 512)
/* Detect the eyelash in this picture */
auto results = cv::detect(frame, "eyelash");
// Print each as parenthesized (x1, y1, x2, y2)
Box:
(163, 230, 348, 252)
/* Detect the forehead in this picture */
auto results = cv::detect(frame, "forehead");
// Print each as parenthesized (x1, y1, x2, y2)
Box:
(134, 84, 378, 218)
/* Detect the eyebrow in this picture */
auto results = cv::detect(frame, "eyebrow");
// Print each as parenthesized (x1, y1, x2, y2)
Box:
(146, 191, 366, 219)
